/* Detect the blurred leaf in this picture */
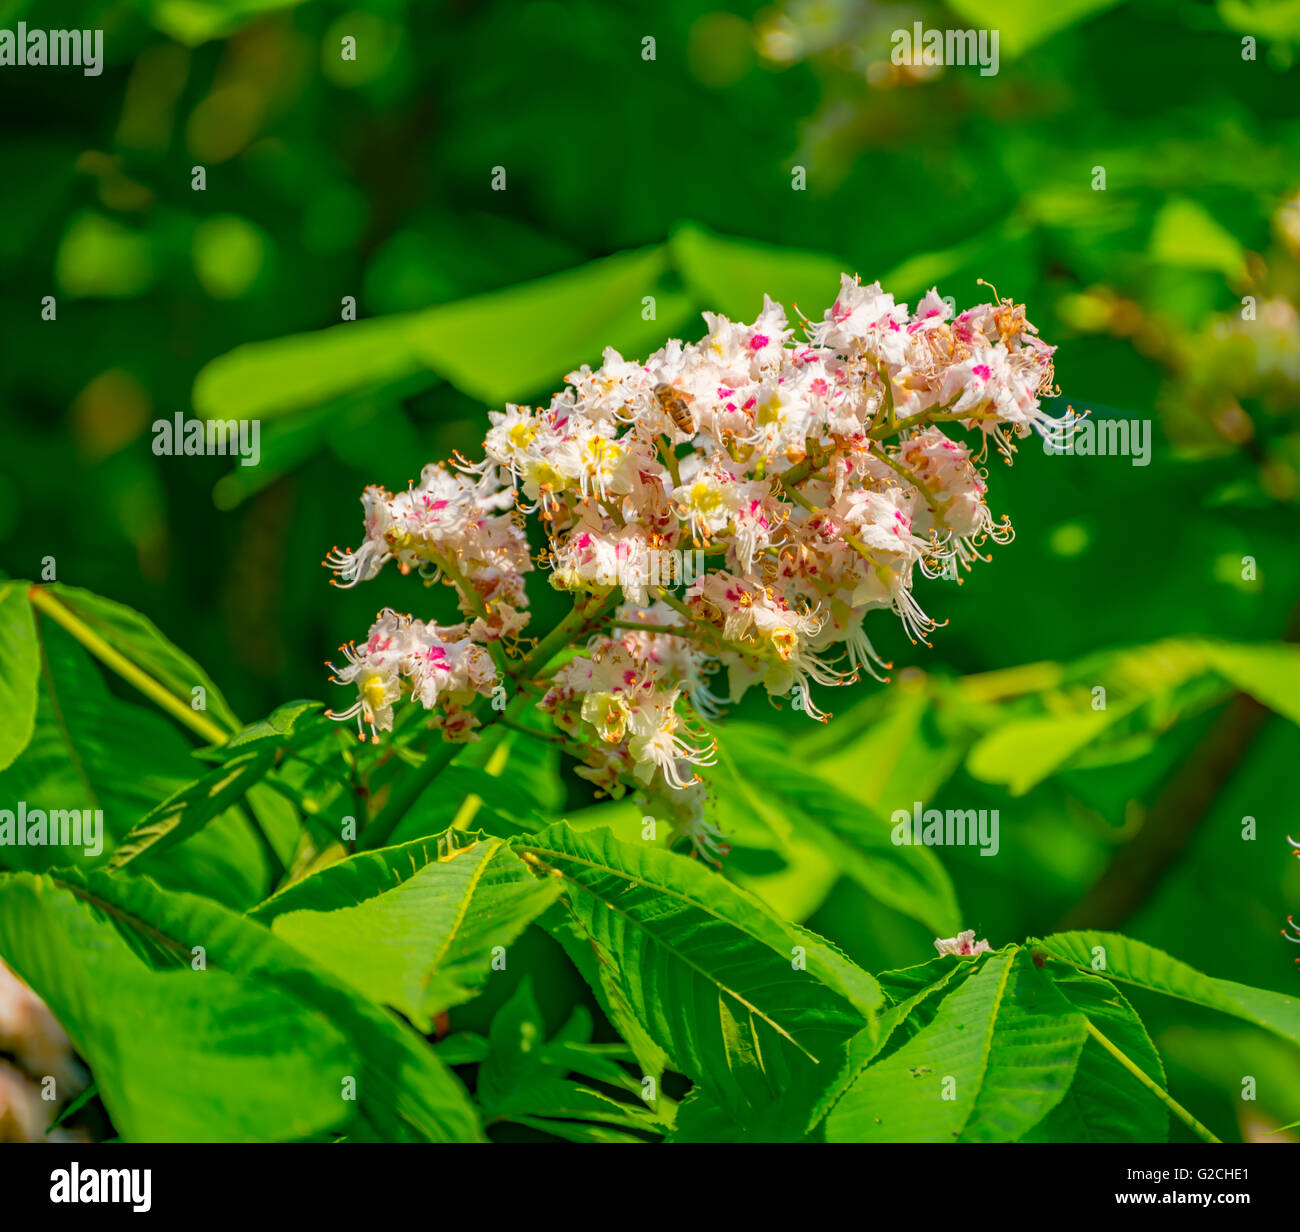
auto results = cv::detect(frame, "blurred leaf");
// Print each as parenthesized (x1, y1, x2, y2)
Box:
(967, 708, 1129, 795)
(193, 318, 434, 423)
(145, 0, 307, 45)
(947, 0, 1124, 57)
(1149, 199, 1247, 280)
(1200, 641, 1300, 727)
(669, 223, 847, 321)
(406, 243, 696, 404)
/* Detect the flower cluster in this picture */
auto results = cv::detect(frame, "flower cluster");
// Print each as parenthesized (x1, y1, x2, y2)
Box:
(325, 608, 500, 743)
(326, 275, 1063, 847)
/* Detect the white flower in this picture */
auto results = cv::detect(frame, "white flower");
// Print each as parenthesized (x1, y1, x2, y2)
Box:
(934, 930, 992, 958)
(327, 274, 1065, 800)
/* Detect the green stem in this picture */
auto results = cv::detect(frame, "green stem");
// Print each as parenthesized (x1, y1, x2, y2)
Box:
(28, 586, 230, 745)
(782, 485, 885, 569)
(429, 551, 511, 676)
(1085, 1019, 1221, 1143)
(865, 404, 966, 442)
(515, 590, 617, 681)
(658, 437, 682, 488)
(607, 619, 703, 639)
(873, 447, 948, 530)
(876, 360, 897, 429)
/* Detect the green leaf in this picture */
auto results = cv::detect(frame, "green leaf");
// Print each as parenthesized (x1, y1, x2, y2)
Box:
(109, 751, 276, 870)
(387, 763, 555, 845)
(794, 685, 967, 818)
(946, 0, 1123, 57)
(44, 583, 240, 733)
(0, 582, 39, 771)
(1149, 199, 1247, 280)
(0, 872, 355, 1142)
(538, 898, 670, 1086)
(1041, 931, 1300, 1046)
(514, 823, 879, 1117)
(476, 976, 547, 1109)
(714, 723, 960, 934)
(33, 867, 485, 1142)
(745, 958, 977, 1143)
(475, 979, 660, 1139)
(196, 246, 696, 427)
(669, 223, 848, 322)
(251, 830, 561, 1030)
(193, 316, 432, 423)
(0, 621, 268, 906)
(1200, 641, 1300, 728)
(148, 0, 307, 46)
(1027, 967, 1168, 1142)
(963, 639, 1217, 794)
(406, 243, 696, 404)
(824, 949, 1087, 1142)
(197, 699, 331, 761)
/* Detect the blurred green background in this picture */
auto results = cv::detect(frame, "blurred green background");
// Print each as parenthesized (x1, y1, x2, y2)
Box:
(2, 0, 1299, 1140)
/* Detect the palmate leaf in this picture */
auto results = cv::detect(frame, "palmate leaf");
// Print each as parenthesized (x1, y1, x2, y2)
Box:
(250, 830, 561, 1030)
(1040, 930, 1300, 1046)
(0, 871, 354, 1142)
(515, 823, 880, 1118)
(823, 949, 1088, 1142)
(16, 866, 485, 1142)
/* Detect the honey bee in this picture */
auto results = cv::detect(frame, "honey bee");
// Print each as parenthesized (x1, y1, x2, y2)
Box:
(654, 382, 696, 435)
